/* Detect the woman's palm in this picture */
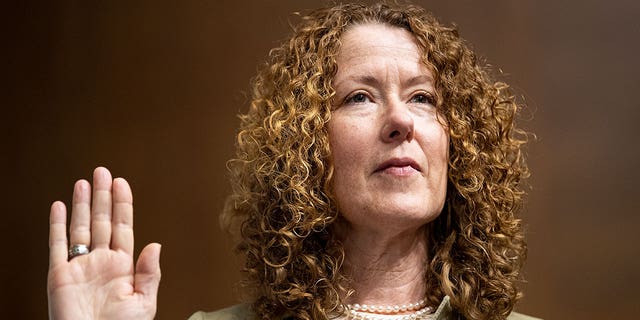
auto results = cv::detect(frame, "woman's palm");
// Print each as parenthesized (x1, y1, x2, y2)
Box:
(47, 168, 161, 320)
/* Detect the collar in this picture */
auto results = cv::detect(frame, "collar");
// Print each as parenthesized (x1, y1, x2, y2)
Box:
(431, 295, 455, 320)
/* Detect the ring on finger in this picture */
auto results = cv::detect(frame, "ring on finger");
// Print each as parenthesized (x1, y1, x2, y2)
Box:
(68, 244, 90, 260)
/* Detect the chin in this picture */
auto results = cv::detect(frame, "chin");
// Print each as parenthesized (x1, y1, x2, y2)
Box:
(376, 203, 442, 227)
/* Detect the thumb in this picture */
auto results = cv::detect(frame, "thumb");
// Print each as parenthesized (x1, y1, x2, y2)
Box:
(134, 243, 162, 298)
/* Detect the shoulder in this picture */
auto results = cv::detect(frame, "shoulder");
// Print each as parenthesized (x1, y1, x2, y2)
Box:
(508, 311, 543, 320)
(188, 304, 256, 320)
(433, 296, 542, 320)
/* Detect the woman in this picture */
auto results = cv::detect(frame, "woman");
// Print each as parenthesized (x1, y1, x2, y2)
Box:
(47, 2, 537, 320)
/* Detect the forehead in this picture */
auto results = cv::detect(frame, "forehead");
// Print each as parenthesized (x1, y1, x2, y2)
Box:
(337, 23, 423, 61)
(334, 23, 431, 84)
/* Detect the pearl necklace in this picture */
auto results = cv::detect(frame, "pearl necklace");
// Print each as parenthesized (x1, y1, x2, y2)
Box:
(345, 306, 434, 320)
(347, 298, 427, 314)
(344, 299, 435, 320)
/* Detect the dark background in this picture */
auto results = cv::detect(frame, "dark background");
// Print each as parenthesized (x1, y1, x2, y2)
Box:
(3, 1, 639, 319)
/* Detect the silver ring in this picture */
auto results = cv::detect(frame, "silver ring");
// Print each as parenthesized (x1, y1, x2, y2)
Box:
(68, 244, 90, 260)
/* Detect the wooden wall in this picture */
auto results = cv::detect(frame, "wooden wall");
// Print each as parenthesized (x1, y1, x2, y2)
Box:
(3, 1, 639, 318)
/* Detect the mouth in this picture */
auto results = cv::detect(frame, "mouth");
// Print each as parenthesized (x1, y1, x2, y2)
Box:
(374, 157, 422, 174)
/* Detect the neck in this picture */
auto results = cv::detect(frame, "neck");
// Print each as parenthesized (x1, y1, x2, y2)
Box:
(339, 223, 429, 307)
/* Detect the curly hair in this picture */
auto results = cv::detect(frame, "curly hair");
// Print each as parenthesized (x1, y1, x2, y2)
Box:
(221, 2, 529, 319)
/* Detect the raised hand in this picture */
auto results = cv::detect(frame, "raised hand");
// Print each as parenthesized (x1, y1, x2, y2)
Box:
(47, 167, 161, 320)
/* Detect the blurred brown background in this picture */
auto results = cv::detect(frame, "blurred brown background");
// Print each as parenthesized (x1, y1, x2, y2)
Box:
(3, 0, 639, 319)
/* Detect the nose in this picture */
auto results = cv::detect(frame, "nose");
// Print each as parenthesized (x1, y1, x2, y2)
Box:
(380, 100, 414, 143)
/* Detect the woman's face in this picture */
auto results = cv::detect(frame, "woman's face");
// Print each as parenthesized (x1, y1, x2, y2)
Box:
(328, 23, 449, 235)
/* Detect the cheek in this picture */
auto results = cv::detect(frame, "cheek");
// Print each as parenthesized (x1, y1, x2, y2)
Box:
(430, 120, 449, 156)
(422, 123, 450, 184)
(328, 121, 370, 194)
(328, 120, 365, 167)
(437, 130, 449, 164)
(330, 140, 362, 186)
(436, 130, 450, 192)
(419, 118, 449, 154)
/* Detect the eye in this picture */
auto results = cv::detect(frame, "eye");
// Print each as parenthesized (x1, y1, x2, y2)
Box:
(345, 92, 371, 104)
(409, 92, 435, 105)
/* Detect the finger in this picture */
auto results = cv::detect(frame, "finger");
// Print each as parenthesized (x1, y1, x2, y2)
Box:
(69, 180, 91, 247)
(134, 243, 162, 300)
(49, 201, 68, 267)
(111, 177, 134, 255)
(91, 167, 113, 249)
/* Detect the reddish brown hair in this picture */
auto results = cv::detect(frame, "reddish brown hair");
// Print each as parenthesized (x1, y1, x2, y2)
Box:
(222, 2, 529, 319)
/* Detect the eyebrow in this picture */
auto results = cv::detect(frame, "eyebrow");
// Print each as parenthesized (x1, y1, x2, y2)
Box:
(335, 74, 434, 88)
(402, 74, 434, 87)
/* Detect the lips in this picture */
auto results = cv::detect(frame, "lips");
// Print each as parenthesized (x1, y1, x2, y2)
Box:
(374, 157, 422, 174)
